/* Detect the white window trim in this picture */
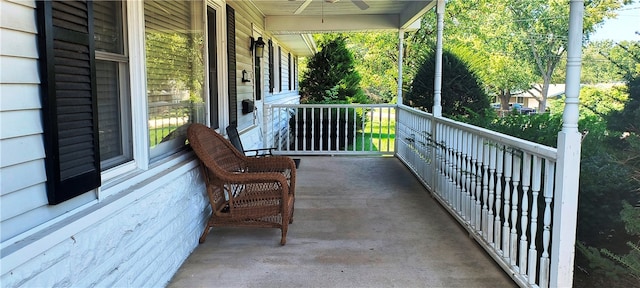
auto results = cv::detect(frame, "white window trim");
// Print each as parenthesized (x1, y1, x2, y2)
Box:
(207, 0, 229, 131)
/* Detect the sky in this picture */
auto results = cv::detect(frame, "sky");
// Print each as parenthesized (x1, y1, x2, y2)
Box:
(589, 2, 640, 42)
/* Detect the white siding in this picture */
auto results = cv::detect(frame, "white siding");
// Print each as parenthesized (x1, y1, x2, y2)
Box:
(281, 49, 290, 91)
(229, 0, 263, 131)
(0, 0, 51, 243)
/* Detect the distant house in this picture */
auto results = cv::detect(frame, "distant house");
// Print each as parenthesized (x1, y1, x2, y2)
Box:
(511, 84, 566, 109)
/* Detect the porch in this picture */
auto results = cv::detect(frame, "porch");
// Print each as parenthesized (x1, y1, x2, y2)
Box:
(168, 156, 516, 287)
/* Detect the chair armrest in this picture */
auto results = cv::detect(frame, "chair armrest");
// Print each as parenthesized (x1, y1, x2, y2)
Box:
(246, 156, 296, 173)
(244, 147, 275, 157)
(222, 172, 291, 203)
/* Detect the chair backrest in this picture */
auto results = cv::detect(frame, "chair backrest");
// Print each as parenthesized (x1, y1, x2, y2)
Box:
(225, 124, 245, 154)
(188, 123, 246, 174)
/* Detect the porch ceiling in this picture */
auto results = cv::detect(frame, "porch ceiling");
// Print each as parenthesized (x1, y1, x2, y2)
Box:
(244, 0, 436, 56)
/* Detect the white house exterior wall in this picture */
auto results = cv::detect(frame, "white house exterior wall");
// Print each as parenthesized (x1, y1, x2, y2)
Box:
(1, 163, 207, 287)
(226, 0, 301, 153)
(0, 0, 301, 286)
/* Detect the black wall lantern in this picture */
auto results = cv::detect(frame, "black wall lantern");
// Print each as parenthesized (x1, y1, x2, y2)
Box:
(250, 36, 266, 58)
(242, 70, 250, 82)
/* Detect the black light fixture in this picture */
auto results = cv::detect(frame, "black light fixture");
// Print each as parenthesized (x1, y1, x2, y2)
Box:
(250, 36, 266, 58)
(241, 70, 250, 82)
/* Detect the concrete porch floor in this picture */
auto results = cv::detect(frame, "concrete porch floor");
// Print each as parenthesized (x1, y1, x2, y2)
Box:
(168, 156, 516, 288)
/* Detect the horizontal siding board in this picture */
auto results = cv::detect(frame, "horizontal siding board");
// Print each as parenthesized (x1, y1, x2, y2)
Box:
(0, 160, 46, 197)
(0, 56, 40, 84)
(1, 182, 48, 220)
(0, 190, 95, 242)
(0, 28, 38, 58)
(0, 110, 43, 139)
(0, 0, 37, 33)
(0, 134, 45, 167)
(0, 84, 41, 111)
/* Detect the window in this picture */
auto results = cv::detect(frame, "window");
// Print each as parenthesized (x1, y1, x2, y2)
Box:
(144, 0, 206, 160)
(37, 0, 213, 204)
(94, 1, 132, 170)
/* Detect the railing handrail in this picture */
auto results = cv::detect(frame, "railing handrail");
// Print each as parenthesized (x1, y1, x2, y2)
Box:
(398, 104, 557, 160)
(268, 103, 396, 108)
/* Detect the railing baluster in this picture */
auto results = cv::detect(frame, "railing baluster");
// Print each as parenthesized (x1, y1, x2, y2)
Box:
(520, 152, 531, 277)
(387, 108, 392, 152)
(510, 150, 521, 269)
(460, 131, 467, 220)
(475, 135, 483, 231)
(528, 155, 542, 285)
(539, 162, 555, 288)
(454, 128, 461, 213)
(482, 138, 490, 239)
(495, 144, 504, 253)
(469, 134, 477, 227)
(502, 148, 512, 260)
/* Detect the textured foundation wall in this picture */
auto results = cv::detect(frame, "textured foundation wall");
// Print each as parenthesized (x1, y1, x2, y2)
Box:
(1, 167, 208, 287)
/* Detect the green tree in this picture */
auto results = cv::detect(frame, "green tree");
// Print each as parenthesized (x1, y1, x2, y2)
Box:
(404, 45, 490, 117)
(505, 0, 630, 112)
(299, 36, 365, 103)
(347, 32, 399, 103)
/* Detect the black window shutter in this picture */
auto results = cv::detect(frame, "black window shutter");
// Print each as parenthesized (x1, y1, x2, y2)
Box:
(37, 0, 101, 205)
(268, 39, 274, 93)
(226, 5, 237, 124)
(278, 47, 283, 91)
(288, 52, 292, 91)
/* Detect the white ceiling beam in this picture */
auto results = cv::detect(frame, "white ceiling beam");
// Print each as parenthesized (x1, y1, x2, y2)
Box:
(294, 0, 313, 15)
(266, 14, 400, 33)
(400, 0, 437, 29)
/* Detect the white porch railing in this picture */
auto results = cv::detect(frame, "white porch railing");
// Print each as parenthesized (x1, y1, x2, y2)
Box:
(266, 103, 563, 288)
(266, 104, 395, 155)
(396, 105, 558, 288)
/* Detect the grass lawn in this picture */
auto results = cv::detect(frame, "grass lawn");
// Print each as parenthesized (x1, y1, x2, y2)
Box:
(350, 109, 396, 152)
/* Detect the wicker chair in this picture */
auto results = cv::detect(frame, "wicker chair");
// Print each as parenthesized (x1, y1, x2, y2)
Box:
(187, 123, 296, 245)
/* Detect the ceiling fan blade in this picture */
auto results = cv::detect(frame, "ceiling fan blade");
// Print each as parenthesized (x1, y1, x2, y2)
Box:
(352, 0, 369, 10)
(294, 0, 313, 15)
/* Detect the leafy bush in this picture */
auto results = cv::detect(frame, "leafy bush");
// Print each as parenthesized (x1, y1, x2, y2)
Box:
(404, 45, 490, 117)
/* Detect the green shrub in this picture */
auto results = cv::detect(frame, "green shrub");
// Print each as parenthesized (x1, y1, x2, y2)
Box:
(404, 46, 490, 117)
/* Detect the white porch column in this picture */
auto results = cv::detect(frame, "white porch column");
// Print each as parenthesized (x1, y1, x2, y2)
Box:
(550, 0, 583, 287)
(433, 0, 444, 117)
(397, 29, 405, 105)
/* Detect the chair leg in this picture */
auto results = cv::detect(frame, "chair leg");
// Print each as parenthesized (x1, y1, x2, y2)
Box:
(280, 223, 288, 246)
(289, 205, 294, 224)
(199, 224, 212, 244)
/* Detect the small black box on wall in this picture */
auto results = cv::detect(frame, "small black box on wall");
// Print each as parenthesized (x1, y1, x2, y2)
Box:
(242, 99, 254, 114)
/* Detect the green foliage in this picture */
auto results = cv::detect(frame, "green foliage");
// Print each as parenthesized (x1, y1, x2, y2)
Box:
(299, 37, 366, 104)
(609, 55, 640, 134)
(347, 32, 400, 103)
(404, 46, 490, 117)
(486, 113, 563, 147)
(578, 152, 637, 243)
(578, 242, 632, 280)
(602, 242, 640, 284)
